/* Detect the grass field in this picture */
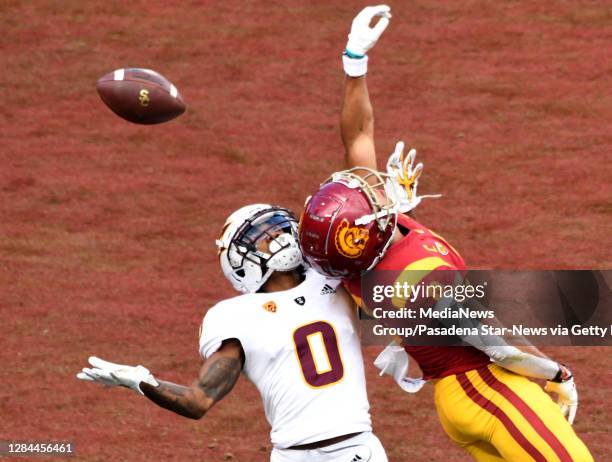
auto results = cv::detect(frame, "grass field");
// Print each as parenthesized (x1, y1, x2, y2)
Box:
(1, 1, 610, 460)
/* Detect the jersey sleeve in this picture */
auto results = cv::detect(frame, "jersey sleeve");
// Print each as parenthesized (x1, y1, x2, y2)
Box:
(198, 303, 241, 359)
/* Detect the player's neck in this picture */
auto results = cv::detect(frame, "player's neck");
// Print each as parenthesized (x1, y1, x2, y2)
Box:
(261, 270, 302, 292)
(391, 226, 403, 243)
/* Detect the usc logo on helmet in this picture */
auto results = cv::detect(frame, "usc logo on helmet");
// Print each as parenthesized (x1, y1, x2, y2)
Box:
(334, 219, 369, 259)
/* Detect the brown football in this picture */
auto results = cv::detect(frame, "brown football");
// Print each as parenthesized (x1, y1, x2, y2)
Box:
(96, 68, 186, 124)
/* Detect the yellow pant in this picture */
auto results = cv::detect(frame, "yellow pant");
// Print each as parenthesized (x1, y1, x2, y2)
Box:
(434, 364, 593, 462)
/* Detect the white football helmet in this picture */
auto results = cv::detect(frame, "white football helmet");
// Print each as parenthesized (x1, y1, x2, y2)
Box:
(216, 204, 303, 293)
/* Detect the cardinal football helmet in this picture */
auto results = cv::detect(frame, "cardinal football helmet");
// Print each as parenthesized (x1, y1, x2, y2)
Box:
(217, 204, 303, 293)
(299, 168, 399, 279)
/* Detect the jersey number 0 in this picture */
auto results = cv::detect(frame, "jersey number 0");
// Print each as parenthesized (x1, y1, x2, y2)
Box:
(293, 321, 344, 388)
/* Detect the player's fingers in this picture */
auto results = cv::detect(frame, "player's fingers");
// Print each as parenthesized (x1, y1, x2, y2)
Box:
(372, 16, 390, 36)
(89, 356, 110, 369)
(394, 141, 405, 156)
(98, 369, 119, 382)
(394, 141, 405, 163)
(387, 143, 402, 168)
(354, 6, 376, 26)
(76, 372, 94, 382)
(89, 356, 121, 371)
(356, 5, 391, 29)
(84, 367, 118, 384)
(387, 143, 403, 171)
(371, 4, 391, 18)
(559, 403, 569, 417)
(404, 148, 416, 167)
(412, 163, 424, 181)
(85, 369, 109, 383)
(567, 405, 577, 425)
(82, 367, 97, 377)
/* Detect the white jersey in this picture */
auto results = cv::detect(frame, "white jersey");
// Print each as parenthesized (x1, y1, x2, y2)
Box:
(199, 269, 371, 449)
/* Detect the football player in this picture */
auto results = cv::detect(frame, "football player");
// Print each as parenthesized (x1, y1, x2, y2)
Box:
(77, 204, 388, 462)
(298, 5, 594, 462)
(77, 7, 398, 461)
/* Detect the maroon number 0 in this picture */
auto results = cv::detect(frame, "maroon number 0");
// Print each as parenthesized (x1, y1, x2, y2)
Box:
(293, 321, 344, 388)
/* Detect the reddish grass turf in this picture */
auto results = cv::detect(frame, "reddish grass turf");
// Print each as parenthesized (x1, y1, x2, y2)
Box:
(1, 1, 610, 461)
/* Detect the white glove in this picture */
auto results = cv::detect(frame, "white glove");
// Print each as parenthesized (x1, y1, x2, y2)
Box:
(544, 376, 578, 425)
(385, 141, 441, 213)
(77, 356, 159, 395)
(373, 342, 427, 393)
(346, 5, 392, 57)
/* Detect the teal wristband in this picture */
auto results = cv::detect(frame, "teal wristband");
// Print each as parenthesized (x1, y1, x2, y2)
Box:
(343, 49, 365, 59)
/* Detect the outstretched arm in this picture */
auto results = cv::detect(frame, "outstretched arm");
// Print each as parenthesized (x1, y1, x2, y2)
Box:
(340, 5, 391, 171)
(141, 339, 243, 419)
(342, 76, 376, 171)
(77, 339, 244, 420)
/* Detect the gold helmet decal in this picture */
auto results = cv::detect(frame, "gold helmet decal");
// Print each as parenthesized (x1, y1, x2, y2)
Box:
(334, 218, 369, 259)
(435, 241, 449, 256)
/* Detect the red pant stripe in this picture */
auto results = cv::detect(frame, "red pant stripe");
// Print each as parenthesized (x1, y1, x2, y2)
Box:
(457, 372, 546, 462)
(477, 367, 573, 462)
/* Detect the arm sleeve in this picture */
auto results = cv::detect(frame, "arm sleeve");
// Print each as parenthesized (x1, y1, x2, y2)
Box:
(480, 345, 561, 380)
(198, 304, 241, 360)
(428, 292, 562, 381)
(449, 310, 561, 380)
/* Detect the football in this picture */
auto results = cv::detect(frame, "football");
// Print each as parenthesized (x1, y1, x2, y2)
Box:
(96, 68, 186, 124)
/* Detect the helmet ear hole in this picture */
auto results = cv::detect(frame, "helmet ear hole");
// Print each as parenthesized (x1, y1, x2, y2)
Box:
(235, 269, 246, 278)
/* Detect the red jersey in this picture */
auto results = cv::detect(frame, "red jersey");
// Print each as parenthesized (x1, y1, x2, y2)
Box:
(345, 213, 490, 379)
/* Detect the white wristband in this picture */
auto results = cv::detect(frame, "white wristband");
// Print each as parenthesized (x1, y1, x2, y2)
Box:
(342, 54, 368, 77)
